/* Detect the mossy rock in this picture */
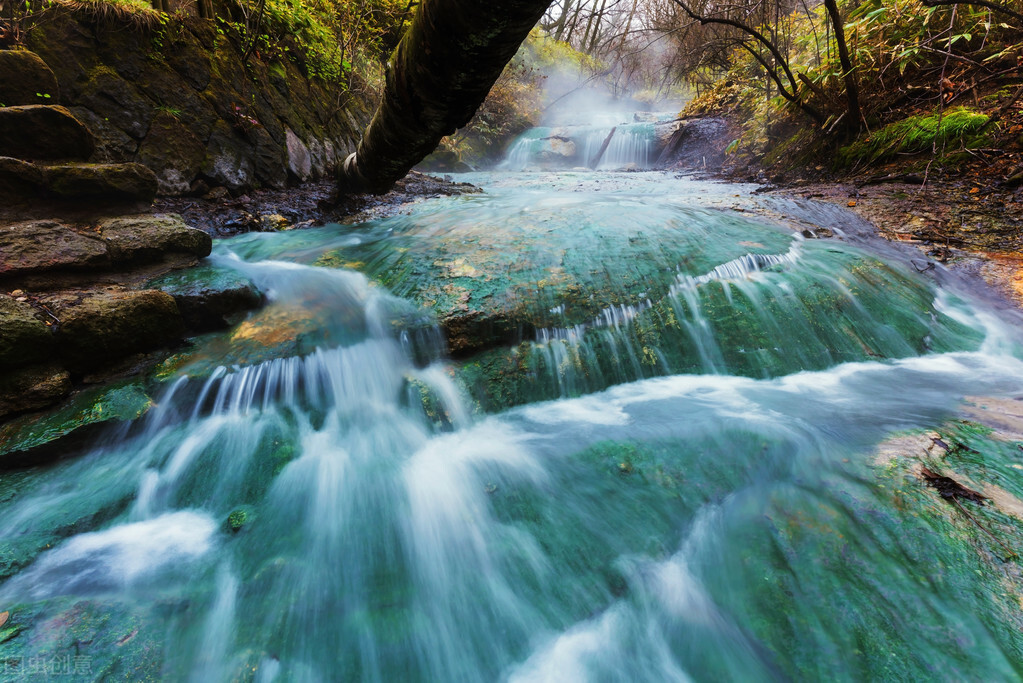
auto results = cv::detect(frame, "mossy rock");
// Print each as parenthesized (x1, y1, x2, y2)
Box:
(0, 49, 61, 106)
(98, 213, 212, 264)
(0, 105, 94, 161)
(43, 162, 158, 205)
(47, 288, 183, 371)
(137, 112, 209, 196)
(148, 263, 263, 331)
(0, 295, 56, 368)
(76, 65, 153, 140)
(226, 505, 256, 532)
(0, 219, 109, 278)
(0, 155, 47, 204)
(0, 363, 72, 419)
(0, 382, 152, 467)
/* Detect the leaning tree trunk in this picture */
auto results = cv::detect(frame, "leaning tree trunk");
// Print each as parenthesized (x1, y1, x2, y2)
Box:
(337, 0, 552, 194)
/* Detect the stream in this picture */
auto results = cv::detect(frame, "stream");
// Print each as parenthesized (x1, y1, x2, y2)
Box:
(2, 133, 1023, 680)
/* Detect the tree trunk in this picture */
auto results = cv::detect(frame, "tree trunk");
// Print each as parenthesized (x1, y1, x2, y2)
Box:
(554, 0, 573, 40)
(337, 0, 553, 194)
(823, 0, 861, 132)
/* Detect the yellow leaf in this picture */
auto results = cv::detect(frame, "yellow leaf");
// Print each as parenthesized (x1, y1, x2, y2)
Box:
(847, 200, 857, 207)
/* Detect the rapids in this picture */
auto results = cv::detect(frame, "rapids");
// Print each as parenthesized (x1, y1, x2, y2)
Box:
(2, 168, 1023, 681)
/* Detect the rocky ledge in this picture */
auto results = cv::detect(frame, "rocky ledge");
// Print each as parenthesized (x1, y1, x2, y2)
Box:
(0, 214, 247, 419)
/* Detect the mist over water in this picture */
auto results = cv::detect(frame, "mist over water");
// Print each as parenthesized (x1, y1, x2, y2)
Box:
(2, 155, 1023, 679)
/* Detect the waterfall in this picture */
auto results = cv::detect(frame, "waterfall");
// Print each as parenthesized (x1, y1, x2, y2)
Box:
(501, 121, 658, 170)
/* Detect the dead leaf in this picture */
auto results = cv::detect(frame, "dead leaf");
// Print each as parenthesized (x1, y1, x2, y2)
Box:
(0, 611, 7, 627)
(847, 200, 857, 207)
(920, 467, 987, 503)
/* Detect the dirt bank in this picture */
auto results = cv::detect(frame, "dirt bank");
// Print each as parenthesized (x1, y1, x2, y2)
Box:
(769, 178, 1023, 308)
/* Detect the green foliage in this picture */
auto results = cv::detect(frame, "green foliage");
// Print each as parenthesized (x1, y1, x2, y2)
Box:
(837, 106, 991, 165)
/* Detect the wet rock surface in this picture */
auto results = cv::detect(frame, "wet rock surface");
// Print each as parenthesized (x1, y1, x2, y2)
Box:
(0, 381, 153, 467)
(656, 117, 730, 171)
(148, 264, 263, 331)
(153, 170, 480, 236)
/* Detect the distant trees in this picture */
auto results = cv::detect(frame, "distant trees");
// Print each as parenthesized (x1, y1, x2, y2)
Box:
(536, 0, 865, 129)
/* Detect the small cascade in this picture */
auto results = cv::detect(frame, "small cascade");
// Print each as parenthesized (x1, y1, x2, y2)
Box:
(501, 120, 659, 170)
(674, 239, 804, 290)
(517, 235, 980, 401)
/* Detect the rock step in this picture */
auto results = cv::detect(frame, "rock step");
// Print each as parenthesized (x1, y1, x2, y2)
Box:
(0, 49, 61, 107)
(0, 288, 185, 374)
(147, 264, 264, 331)
(0, 157, 159, 209)
(0, 105, 94, 161)
(0, 214, 212, 281)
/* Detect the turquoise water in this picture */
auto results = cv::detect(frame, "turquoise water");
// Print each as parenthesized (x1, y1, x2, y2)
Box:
(2, 171, 1023, 681)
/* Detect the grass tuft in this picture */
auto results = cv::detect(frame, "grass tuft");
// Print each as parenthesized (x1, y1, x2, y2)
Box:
(838, 106, 991, 166)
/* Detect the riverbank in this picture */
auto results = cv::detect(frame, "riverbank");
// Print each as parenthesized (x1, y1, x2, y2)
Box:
(152, 171, 481, 236)
(761, 177, 1023, 308)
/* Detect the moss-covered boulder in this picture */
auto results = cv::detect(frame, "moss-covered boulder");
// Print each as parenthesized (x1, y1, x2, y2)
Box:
(23, 10, 369, 195)
(0, 105, 94, 161)
(43, 162, 158, 205)
(0, 295, 55, 368)
(98, 214, 212, 264)
(0, 363, 72, 419)
(148, 264, 263, 331)
(69, 105, 138, 162)
(46, 288, 183, 370)
(0, 49, 60, 106)
(0, 220, 109, 278)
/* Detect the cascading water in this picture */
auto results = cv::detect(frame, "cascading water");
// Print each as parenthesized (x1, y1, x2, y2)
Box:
(3, 165, 1023, 680)
(501, 121, 658, 170)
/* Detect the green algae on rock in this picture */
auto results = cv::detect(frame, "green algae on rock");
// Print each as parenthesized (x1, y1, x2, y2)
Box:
(0, 383, 152, 467)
